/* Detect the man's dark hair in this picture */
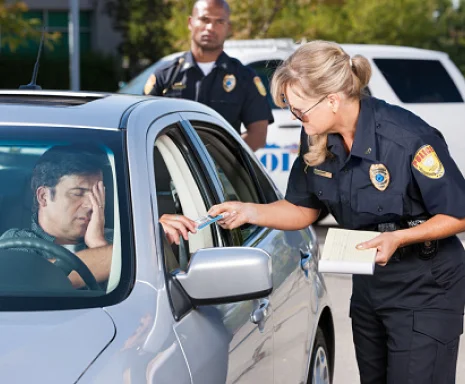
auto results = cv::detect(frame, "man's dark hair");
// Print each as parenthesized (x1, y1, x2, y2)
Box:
(192, 0, 231, 17)
(31, 144, 108, 212)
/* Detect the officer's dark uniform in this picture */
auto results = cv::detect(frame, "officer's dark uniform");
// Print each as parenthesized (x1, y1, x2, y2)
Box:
(286, 96, 465, 383)
(144, 51, 274, 133)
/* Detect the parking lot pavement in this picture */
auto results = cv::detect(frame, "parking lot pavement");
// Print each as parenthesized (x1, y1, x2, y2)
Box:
(314, 222, 465, 384)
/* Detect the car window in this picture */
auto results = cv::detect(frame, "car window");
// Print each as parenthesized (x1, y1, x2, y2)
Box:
(0, 126, 132, 310)
(194, 124, 267, 243)
(247, 60, 282, 109)
(154, 132, 217, 271)
(118, 52, 184, 95)
(373, 58, 463, 103)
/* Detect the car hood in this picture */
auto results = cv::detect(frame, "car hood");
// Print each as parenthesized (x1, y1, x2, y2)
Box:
(0, 308, 115, 383)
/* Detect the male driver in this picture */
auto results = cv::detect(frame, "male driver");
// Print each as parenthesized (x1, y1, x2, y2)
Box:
(144, 0, 273, 151)
(0, 144, 113, 288)
(0, 145, 198, 288)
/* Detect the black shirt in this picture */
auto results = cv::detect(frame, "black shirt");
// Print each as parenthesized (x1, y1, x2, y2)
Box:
(285, 96, 465, 229)
(145, 51, 274, 133)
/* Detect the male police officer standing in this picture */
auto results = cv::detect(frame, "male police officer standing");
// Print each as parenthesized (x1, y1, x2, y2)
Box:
(143, 0, 273, 151)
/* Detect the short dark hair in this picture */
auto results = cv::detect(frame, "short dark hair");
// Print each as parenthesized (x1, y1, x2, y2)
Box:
(192, 0, 230, 17)
(31, 144, 108, 212)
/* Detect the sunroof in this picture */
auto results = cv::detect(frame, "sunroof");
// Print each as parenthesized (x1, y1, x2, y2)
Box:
(0, 94, 107, 106)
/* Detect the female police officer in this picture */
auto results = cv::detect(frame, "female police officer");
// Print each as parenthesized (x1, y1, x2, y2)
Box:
(208, 40, 465, 383)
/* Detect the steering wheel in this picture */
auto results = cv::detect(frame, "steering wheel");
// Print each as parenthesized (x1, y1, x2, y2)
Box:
(0, 238, 100, 290)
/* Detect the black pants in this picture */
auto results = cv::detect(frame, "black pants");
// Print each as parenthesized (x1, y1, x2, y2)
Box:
(350, 236, 465, 384)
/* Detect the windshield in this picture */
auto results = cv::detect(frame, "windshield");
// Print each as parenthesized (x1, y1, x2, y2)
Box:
(0, 126, 132, 311)
(118, 53, 182, 94)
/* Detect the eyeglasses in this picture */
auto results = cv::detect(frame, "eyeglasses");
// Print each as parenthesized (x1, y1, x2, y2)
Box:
(285, 95, 327, 122)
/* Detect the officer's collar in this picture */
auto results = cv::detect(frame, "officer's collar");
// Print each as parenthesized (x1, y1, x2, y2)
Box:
(214, 51, 231, 71)
(182, 51, 230, 73)
(348, 96, 378, 161)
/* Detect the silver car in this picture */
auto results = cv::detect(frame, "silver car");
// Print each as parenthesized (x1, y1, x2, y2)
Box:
(0, 90, 334, 384)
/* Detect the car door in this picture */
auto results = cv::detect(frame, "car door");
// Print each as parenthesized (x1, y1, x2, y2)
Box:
(147, 114, 275, 383)
(181, 113, 319, 383)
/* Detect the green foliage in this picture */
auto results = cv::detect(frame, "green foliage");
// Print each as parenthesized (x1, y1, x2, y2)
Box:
(104, 0, 173, 64)
(267, 0, 448, 47)
(166, 0, 193, 51)
(0, 0, 59, 51)
(436, 0, 465, 74)
(229, 0, 286, 39)
(109, 0, 465, 77)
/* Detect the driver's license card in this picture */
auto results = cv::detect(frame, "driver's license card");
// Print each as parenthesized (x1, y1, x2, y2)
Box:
(195, 214, 224, 230)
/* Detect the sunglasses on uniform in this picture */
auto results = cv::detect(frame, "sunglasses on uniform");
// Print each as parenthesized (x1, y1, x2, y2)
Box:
(282, 94, 327, 122)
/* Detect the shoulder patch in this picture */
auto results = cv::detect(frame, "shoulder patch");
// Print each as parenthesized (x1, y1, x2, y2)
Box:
(144, 74, 156, 95)
(412, 144, 445, 179)
(253, 76, 267, 97)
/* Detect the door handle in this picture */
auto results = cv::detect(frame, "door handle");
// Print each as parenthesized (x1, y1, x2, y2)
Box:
(250, 298, 270, 333)
(300, 249, 313, 278)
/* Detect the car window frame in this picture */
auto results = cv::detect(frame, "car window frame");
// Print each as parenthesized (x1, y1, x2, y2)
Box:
(0, 125, 135, 311)
(179, 113, 277, 245)
(148, 116, 241, 320)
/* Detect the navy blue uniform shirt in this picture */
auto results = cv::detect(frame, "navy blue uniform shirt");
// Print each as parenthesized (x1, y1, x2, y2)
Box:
(145, 51, 274, 133)
(285, 96, 465, 229)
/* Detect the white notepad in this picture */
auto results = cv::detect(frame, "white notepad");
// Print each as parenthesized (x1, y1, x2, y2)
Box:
(318, 228, 380, 275)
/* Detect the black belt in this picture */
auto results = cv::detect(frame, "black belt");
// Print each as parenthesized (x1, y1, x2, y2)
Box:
(364, 219, 426, 233)
(363, 219, 438, 260)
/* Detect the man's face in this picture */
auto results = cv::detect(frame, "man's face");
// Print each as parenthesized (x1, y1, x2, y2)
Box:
(39, 172, 103, 243)
(189, 1, 231, 52)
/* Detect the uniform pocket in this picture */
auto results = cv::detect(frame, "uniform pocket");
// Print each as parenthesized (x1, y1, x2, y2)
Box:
(413, 310, 463, 344)
(164, 89, 183, 98)
(410, 310, 463, 382)
(430, 237, 465, 291)
(312, 177, 339, 203)
(210, 99, 241, 123)
(356, 189, 403, 216)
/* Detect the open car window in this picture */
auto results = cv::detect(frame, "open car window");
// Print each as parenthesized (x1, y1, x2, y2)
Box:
(0, 126, 132, 311)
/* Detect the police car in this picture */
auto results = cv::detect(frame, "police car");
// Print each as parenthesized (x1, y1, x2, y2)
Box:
(119, 39, 465, 197)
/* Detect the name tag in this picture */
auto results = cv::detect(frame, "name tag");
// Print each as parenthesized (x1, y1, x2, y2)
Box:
(313, 168, 332, 178)
(172, 82, 186, 90)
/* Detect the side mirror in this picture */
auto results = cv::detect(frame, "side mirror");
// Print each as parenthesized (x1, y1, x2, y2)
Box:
(174, 247, 272, 306)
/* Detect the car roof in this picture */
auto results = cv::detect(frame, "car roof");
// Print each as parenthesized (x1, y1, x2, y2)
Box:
(118, 38, 451, 96)
(224, 38, 449, 60)
(0, 90, 235, 135)
(0, 90, 148, 130)
(340, 44, 448, 59)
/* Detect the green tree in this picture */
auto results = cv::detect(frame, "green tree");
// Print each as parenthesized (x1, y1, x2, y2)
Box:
(0, 0, 58, 51)
(104, 0, 173, 75)
(166, 0, 289, 50)
(128, 0, 465, 76)
(436, 0, 465, 73)
(165, 0, 193, 51)
(268, 0, 449, 48)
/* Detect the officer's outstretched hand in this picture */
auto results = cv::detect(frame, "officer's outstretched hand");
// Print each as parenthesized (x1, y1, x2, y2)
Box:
(208, 201, 257, 230)
(356, 232, 402, 266)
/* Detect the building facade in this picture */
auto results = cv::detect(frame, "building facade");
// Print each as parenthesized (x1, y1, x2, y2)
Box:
(12, 0, 121, 57)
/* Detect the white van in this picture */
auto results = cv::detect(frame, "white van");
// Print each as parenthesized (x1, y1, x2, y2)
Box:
(119, 39, 465, 195)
